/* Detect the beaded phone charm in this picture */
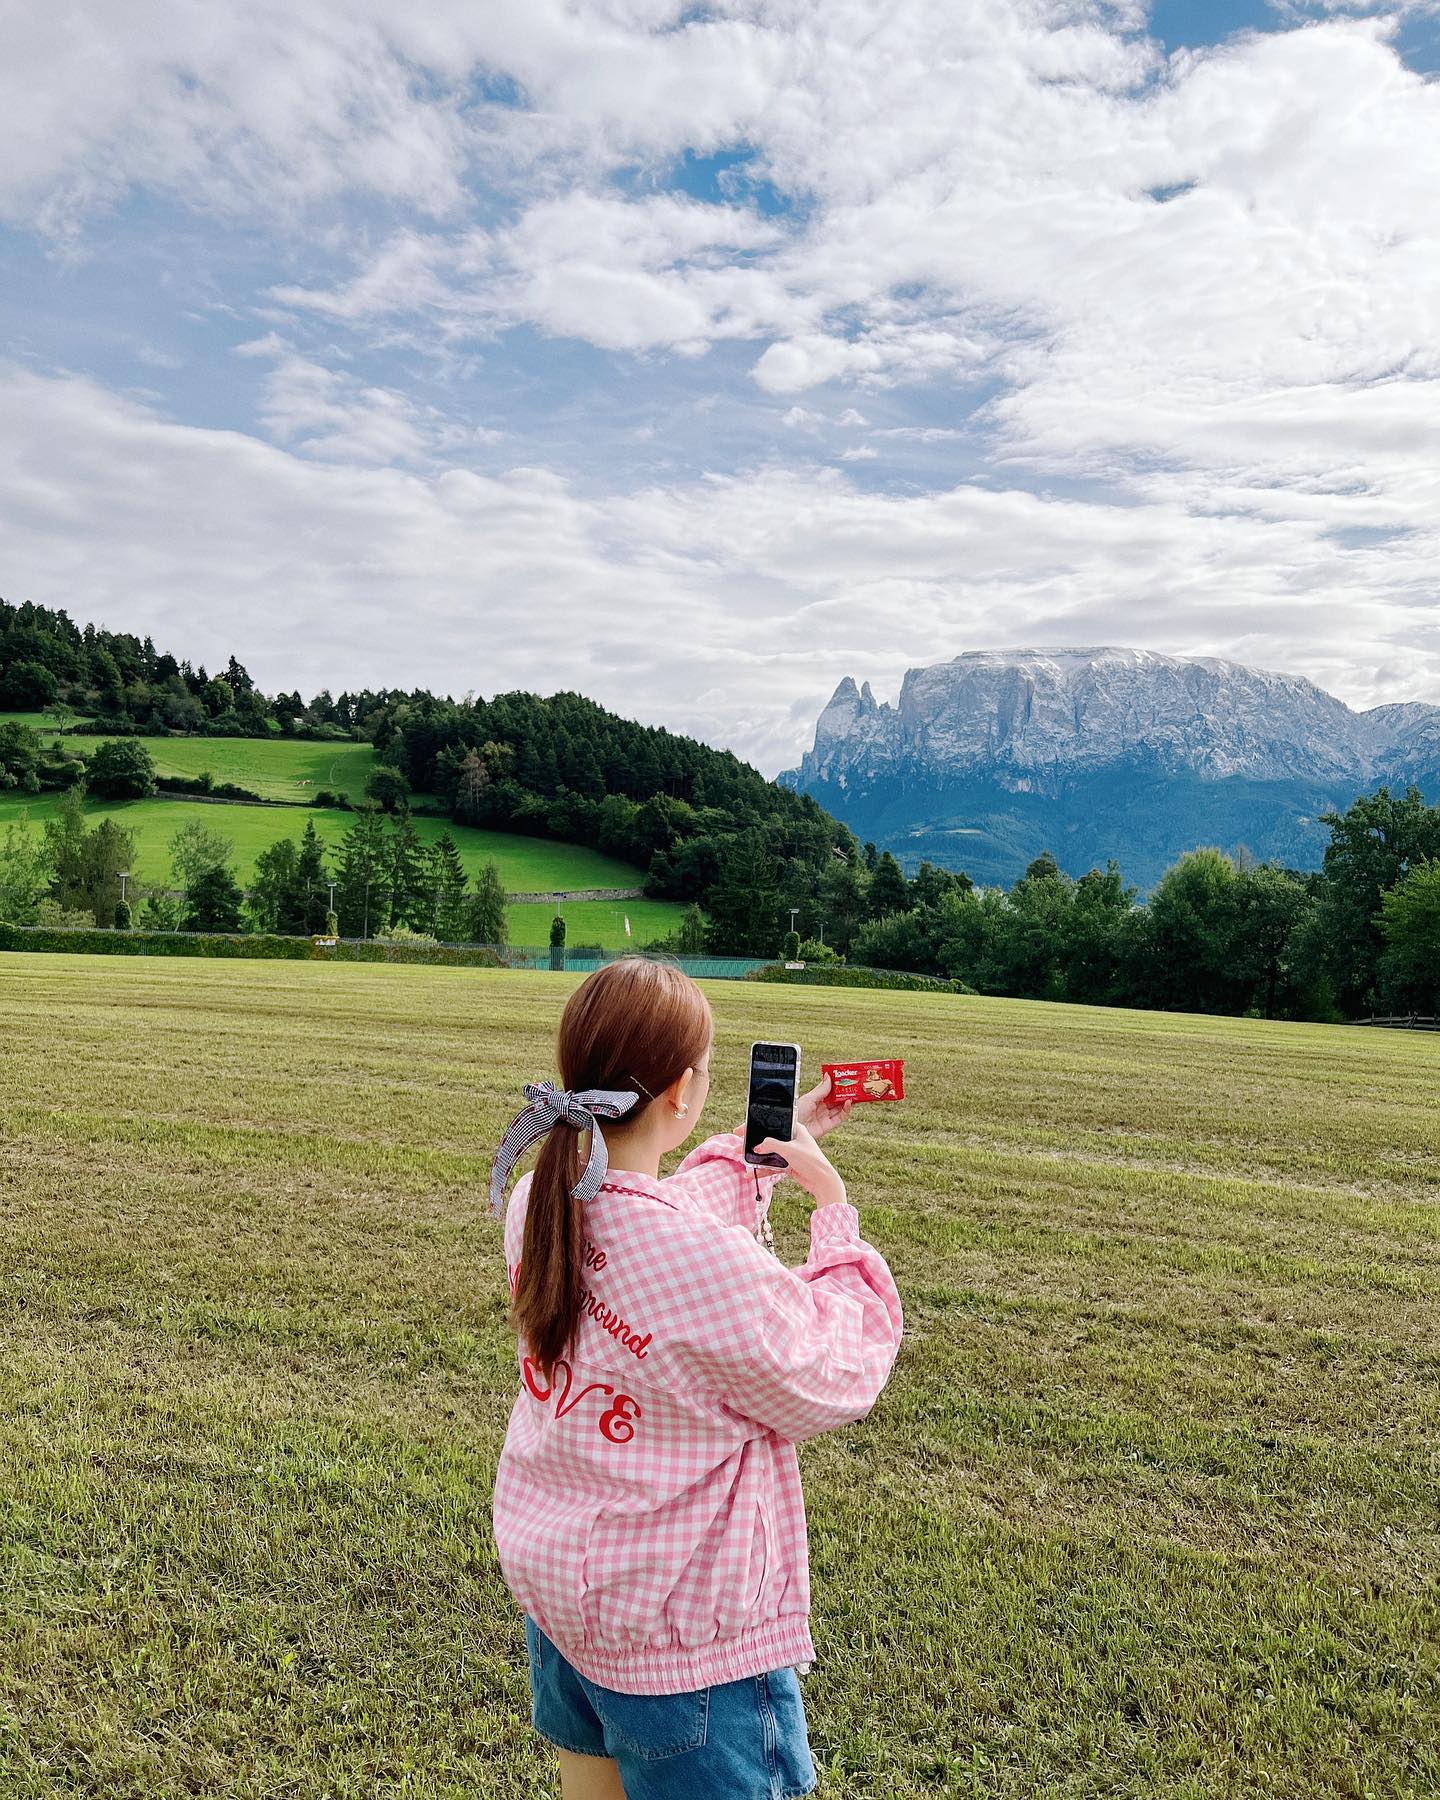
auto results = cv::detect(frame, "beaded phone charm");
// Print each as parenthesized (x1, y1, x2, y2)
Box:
(753, 1168, 777, 1254)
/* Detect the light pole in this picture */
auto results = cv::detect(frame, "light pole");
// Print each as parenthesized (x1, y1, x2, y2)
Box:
(788, 907, 799, 936)
(363, 878, 371, 940)
(118, 871, 130, 904)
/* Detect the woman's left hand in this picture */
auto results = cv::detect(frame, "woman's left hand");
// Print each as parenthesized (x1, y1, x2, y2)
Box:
(795, 1072, 853, 1141)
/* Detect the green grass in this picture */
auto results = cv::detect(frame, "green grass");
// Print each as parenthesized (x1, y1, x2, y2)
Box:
(0, 794, 663, 938)
(0, 712, 99, 730)
(508, 898, 685, 948)
(0, 712, 90, 731)
(1, 718, 675, 943)
(1, 720, 377, 803)
(0, 959, 1434, 1797)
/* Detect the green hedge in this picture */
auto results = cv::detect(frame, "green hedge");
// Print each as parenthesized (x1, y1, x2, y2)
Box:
(0, 924, 508, 969)
(155, 775, 265, 802)
(749, 962, 970, 994)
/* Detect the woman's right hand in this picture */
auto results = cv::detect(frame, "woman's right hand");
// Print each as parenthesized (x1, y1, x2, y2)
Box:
(752, 1121, 848, 1210)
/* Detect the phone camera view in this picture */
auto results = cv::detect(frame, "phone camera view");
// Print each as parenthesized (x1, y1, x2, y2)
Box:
(746, 1045, 798, 1166)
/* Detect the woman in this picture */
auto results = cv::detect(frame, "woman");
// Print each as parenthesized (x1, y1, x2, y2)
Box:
(489, 958, 904, 1799)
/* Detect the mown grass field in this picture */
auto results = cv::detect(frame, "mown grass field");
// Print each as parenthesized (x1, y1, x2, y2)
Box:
(0, 956, 1435, 1798)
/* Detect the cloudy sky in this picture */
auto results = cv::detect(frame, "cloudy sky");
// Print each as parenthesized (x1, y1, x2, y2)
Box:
(3, 1, 1439, 773)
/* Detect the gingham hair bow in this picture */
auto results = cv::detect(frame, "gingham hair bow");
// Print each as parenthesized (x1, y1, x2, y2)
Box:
(488, 1079, 639, 1217)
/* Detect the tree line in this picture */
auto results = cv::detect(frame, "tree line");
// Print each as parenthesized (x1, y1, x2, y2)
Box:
(368, 689, 853, 916)
(1, 598, 857, 926)
(1, 597, 396, 743)
(5, 597, 1437, 1015)
(759, 787, 1440, 1021)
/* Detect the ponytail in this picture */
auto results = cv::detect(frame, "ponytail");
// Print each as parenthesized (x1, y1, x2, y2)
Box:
(498, 957, 712, 1384)
(513, 1127, 584, 1380)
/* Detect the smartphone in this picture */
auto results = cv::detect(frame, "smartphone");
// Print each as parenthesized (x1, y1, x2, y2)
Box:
(744, 1041, 801, 1168)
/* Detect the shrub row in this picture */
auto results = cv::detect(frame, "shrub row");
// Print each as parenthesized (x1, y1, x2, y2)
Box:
(155, 775, 266, 802)
(749, 962, 970, 994)
(0, 924, 509, 969)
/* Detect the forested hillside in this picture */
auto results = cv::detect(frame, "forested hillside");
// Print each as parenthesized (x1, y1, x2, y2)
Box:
(8, 596, 1437, 1012)
(0, 597, 856, 953)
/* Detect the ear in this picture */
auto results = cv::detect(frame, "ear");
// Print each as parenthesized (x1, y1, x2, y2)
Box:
(665, 1067, 695, 1113)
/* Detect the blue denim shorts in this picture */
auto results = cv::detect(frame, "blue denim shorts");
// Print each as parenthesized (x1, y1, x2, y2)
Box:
(524, 1616, 817, 1800)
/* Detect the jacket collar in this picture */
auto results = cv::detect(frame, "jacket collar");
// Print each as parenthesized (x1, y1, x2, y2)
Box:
(597, 1167, 683, 1211)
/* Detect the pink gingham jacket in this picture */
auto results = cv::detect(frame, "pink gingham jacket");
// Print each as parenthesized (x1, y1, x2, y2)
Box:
(493, 1130, 903, 1695)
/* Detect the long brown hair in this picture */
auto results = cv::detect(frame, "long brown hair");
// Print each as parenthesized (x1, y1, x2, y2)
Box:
(513, 957, 712, 1380)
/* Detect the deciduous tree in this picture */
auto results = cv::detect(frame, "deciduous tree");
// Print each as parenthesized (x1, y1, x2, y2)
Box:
(87, 739, 156, 799)
(1378, 858, 1440, 1013)
(168, 821, 235, 899)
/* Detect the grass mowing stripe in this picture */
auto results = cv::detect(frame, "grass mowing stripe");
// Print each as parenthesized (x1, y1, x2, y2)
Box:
(1, 956, 1437, 1796)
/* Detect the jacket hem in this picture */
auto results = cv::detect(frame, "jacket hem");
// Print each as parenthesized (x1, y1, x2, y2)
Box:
(536, 1613, 818, 1697)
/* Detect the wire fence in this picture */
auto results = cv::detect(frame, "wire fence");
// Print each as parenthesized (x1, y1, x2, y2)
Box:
(463, 944, 772, 978)
(0, 921, 773, 981)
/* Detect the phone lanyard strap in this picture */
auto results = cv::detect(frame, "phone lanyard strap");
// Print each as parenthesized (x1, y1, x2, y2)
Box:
(754, 1170, 777, 1254)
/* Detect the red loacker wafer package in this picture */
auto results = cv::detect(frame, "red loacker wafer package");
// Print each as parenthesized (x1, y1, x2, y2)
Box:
(822, 1058, 905, 1103)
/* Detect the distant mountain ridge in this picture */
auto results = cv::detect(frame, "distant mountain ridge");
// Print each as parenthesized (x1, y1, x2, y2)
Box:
(781, 648, 1440, 889)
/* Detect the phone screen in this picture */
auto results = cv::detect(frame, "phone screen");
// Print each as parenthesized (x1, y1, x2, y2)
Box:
(744, 1042, 800, 1168)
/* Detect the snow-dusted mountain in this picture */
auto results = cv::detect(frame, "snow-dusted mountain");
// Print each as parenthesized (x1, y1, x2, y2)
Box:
(781, 648, 1440, 888)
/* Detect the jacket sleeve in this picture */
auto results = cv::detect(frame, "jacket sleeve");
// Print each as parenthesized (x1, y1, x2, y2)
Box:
(502, 1170, 531, 1299)
(715, 1200, 904, 1442)
(670, 1130, 782, 1234)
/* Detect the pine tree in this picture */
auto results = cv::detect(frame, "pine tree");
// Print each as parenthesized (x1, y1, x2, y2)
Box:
(295, 819, 330, 934)
(705, 833, 781, 956)
(250, 838, 303, 934)
(184, 865, 245, 933)
(427, 833, 469, 940)
(817, 859, 870, 957)
(335, 806, 390, 938)
(468, 861, 508, 945)
(869, 850, 910, 917)
(386, 812, 428, 930)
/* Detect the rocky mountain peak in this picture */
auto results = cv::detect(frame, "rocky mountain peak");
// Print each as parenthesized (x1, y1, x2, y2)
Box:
(782, 647, 1440, 887)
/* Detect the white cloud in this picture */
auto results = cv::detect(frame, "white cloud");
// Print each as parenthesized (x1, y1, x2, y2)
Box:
(4, 0, 1440, 765)
(233, 336, 499, 464)
(204, 3, 1440, 528)
(3, 364, 1437, 778)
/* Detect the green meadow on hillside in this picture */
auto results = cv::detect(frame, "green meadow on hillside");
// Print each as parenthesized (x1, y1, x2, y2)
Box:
(506, 897, 682, 947)
(0, 956, 1434, 1798)
(0, 720, 377, 804)
(0, 794, 669, 946)
(0, 789, 642, 891)
(1, 718, 676, 944)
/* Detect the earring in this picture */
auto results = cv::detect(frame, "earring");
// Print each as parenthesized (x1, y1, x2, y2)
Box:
(673, 1103, 689, 1118)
